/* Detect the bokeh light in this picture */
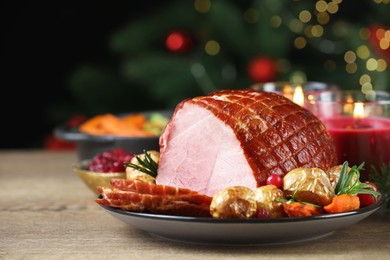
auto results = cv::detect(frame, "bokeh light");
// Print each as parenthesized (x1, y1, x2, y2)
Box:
(205, 40, 220, 55)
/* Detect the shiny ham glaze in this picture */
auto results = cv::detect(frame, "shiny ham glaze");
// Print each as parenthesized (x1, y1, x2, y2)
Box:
(156, 89, 337, 196)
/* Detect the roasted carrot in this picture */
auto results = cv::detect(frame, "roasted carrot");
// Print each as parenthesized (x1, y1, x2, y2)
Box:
(282, 202, 324, 217)
(117, 114, 153, 137)
(79, 114, 120, 135)
(121, 114, 147, 129)
(323, 194, 360, 214)
(79, 113, 154, 137)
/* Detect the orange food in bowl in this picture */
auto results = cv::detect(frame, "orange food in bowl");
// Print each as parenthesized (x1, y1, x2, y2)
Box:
(79, 113, 154, 137)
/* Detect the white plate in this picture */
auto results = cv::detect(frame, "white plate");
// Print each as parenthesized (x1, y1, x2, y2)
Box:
(98, 198, 384, 246)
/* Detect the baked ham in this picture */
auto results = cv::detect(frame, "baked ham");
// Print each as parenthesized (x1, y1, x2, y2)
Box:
(96, 179, 212, 217)
(156, 89, 337, 197)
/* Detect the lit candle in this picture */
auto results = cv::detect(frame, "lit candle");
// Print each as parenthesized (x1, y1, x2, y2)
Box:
(251, 81, 339, 107)
(310, 92, 390, 181)
(292, 85, 304, 106)
(354, 102, 364, 119)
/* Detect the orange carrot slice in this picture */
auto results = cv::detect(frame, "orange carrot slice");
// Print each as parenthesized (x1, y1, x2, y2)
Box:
(79, 113, 154, 137)
(323, 194, 360, 214)
(282, 202, 324, 217)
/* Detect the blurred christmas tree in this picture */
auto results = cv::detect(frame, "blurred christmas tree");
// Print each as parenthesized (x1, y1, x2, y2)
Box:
(55, 0, 390, 122)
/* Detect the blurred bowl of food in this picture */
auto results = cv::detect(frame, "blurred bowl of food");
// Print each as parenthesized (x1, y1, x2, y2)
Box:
(54, 110, 172, 160)
(73, 148, 134, 195)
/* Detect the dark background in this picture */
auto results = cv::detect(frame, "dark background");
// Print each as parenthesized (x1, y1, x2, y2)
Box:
(2, 1, 390, 149)
(1, 1, 166, 149)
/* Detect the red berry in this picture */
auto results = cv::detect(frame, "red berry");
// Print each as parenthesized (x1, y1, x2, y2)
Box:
(113, 148, 126, 156)
(266, 174, 283, 189)
(254, 208, 269, 219)
(85, 149, 134, 173)
(358, 181, 380, 207)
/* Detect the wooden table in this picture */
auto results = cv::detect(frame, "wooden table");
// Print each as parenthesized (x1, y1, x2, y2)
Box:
(1, 150, 389, 259)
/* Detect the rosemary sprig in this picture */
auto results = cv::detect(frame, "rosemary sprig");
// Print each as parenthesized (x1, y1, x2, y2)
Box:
(124, 150, 158, 177)
(335, 161, 381, 197)
(276, 191, 322, 208)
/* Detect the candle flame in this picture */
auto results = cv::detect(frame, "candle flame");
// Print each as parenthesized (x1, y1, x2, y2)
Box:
(353, 102, 365, 119)
(282, 84, 292, 95)
(292, 85, 304, 106)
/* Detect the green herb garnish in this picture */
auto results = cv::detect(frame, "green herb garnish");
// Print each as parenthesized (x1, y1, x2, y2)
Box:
(124, 150, 158, 177)
(276, 191, 322, 208)
(335, 161, 381, 197)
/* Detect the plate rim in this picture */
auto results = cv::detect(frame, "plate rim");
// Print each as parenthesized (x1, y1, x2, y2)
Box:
(98, 196, 384, 224)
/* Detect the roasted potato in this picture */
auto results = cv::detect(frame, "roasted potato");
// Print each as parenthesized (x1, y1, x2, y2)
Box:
(125, 150, 160, 183)
(254, 185, 286, 218)
(210, 186, 257, 219)
(283, 167, 334, 206)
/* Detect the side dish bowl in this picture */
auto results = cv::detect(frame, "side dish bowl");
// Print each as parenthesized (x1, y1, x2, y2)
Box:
(74, 160, 126, 195)
(54, 110, 172, 160)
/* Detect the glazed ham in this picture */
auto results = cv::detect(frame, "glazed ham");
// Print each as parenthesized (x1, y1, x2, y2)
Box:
(156, 89, 337, 197)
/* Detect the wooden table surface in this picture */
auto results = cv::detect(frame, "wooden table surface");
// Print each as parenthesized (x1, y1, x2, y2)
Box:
(1, 150, 389, 260)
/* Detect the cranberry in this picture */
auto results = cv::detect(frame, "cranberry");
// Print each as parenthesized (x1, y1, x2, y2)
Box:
(114, 148, 125, 156)
(266, 174, 283, 189)
(85, 148, 134, 173)
(254, 208, 269, 218)
(358, 181, 380, 207)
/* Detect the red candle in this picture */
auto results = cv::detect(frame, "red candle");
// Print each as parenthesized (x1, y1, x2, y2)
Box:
(321, 116, 390, 181)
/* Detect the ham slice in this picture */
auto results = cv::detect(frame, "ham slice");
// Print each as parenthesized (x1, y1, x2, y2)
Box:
(96, 179, 212, 217)
(156, 89, 337, 197)
(110, 179, 213, 206)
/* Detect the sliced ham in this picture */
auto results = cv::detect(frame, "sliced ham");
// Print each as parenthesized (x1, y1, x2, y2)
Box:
(96, 179, 213, 217)
(109, 179, 213, 206)
(156, 89, 337, 197)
